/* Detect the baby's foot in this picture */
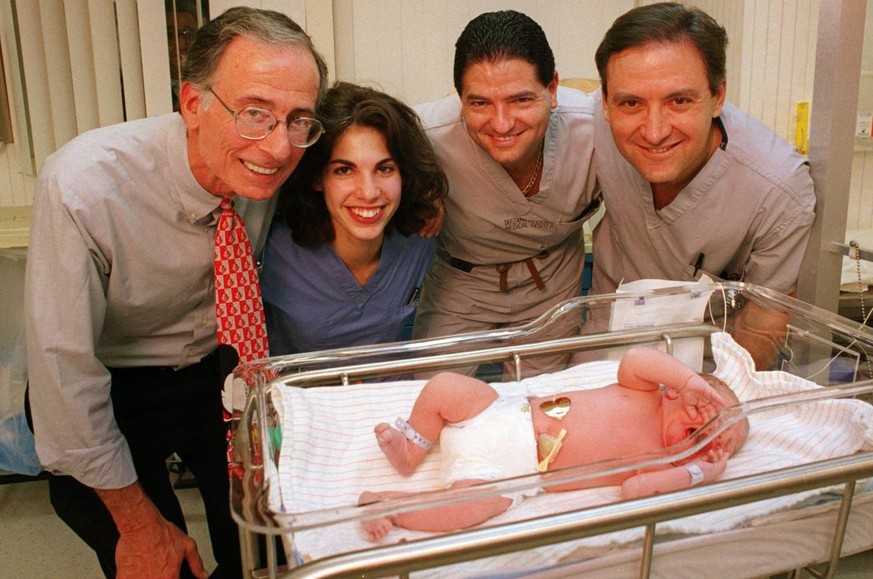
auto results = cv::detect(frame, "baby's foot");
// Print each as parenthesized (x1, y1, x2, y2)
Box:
(362, 516, 394, 542)
(374, 423, 420, 476)
(358, 491, 395, 541)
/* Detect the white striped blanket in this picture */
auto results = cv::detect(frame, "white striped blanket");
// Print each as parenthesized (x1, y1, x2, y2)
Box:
(269, 332, 873, 566)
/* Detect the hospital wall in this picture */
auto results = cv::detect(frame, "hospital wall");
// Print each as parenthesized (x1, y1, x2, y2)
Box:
(1, 0, 870, 231)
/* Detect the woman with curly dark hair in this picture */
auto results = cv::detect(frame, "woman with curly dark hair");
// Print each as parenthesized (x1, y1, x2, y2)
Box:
(261, 82, 448, 354)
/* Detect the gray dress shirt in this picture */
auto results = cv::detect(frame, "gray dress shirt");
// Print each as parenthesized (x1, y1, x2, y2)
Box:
(24, 114, 274, 488)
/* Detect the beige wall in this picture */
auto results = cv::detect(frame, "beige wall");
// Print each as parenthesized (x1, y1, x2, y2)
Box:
(331, 0, 629, 106)
(847, 4, 873, 231)
(0, 0, 820, 209)
(329, 1, 752, 108)
(0, 0, 836, 228)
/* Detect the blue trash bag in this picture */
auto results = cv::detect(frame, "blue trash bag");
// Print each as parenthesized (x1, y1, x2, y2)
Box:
(0, 248, 43, 476)
(0, 412, 41, 475)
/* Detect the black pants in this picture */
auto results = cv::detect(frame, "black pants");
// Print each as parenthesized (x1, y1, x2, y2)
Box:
(45, 349, 241, 579)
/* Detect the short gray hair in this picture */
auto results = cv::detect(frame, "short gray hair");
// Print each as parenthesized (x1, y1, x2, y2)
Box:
(181, 6, 328, 100)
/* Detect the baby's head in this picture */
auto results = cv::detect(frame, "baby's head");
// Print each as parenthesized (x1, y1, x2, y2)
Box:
(701, 374, 749, 455)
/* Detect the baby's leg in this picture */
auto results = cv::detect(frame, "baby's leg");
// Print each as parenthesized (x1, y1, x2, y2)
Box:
(357, 482, 513, 540)
(376, 372, 499, 476)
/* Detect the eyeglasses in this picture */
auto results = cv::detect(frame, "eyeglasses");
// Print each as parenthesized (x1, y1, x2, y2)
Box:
(207, 88, 323, 148)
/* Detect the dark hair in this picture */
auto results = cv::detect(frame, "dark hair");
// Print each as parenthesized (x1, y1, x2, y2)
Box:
(595, 2, 727, 98)
(181, 6, 328, 100)
(280, 82, 448, 247)
(453, 10, 555, 94)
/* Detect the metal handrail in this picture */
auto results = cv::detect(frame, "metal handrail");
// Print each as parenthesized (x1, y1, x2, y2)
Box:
(287, 453, 873, 578)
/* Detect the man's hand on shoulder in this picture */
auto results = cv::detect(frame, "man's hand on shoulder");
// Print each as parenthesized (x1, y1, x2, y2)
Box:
(418, 200, 445, 238)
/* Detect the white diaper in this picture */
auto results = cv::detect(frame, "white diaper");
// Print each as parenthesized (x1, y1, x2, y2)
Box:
(439, 395, 540, 505)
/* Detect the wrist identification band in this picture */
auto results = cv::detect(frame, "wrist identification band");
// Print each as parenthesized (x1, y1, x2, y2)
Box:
(395, 417, 433, 451)
(685, 462, 705, 486)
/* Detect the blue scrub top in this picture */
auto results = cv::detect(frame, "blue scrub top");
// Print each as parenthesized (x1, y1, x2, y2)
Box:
(260, 218, 435, 355)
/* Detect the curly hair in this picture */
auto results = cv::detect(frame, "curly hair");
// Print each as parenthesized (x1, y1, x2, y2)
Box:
(279, 82, 448, 247)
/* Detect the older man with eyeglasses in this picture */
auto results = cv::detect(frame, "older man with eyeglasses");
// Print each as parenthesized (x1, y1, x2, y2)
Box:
(25, 7, 327, 579)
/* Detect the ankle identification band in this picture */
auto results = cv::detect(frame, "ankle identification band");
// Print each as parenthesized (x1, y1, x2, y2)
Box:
(395, 417, 433, 451)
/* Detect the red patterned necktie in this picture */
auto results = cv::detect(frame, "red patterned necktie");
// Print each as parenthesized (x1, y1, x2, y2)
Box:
(214, 198, 269, 363)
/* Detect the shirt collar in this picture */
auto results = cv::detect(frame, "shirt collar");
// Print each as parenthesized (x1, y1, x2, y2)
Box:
(165, 114, 226, 224)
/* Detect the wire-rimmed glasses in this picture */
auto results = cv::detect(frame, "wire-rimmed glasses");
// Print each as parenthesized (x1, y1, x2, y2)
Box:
(208, 88, 323, 148)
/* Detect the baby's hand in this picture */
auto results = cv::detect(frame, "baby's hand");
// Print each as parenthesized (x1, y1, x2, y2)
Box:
(665, 374, 726, 424)
(695, 449, 729, 483)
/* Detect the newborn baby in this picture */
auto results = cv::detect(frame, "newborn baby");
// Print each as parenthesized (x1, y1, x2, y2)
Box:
(358, 347, 748, 540)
